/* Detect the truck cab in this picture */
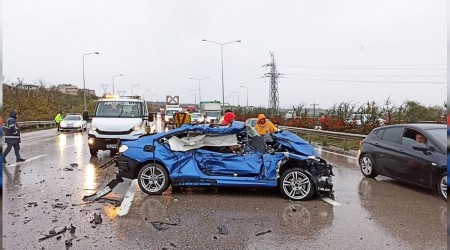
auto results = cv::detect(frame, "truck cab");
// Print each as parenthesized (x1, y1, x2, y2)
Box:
(88, 96, 154, 156)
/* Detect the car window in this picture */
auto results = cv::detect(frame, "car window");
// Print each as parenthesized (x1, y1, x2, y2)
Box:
(380, 127, 402, 144)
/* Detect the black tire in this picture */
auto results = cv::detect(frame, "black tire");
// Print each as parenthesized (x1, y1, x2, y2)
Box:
(89, 148, 98, 156)
(109, 149, 118, 157)
(359, 154, 378, 178)
(438, 172, 447, 201)
(280, 168, 315, 201)
(137, 163, 170, 195)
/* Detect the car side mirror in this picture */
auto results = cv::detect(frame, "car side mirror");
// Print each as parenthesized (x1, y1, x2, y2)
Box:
(412, 142, 429, 152)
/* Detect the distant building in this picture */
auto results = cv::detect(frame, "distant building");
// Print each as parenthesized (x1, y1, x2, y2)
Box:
(57, 84, 78, 95)
(16, 83, 40, 90)
(78, 88, 96, 96)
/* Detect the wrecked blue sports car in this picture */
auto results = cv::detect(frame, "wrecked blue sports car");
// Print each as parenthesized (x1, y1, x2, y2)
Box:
(116, 121, 334, 200)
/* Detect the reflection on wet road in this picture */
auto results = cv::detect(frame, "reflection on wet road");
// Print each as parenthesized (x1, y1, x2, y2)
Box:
(2, 129, 446, 249)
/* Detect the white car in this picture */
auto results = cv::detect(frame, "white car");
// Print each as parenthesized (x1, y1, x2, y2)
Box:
(345, 114, 385, 126)
(284, 111, 297, 120)
(60, 115, 87, 132)
(191, 112, 205, 123)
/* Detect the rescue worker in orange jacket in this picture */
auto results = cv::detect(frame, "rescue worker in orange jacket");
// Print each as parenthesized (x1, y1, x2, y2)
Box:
(254, 113, 277, 135)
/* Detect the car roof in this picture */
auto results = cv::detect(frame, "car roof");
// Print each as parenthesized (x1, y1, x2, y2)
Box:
(373, 123, 446, 131)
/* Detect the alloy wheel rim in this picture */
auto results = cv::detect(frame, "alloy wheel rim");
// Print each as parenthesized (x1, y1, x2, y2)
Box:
(440, 176, 447, 199)
(283, 171, 311, 199)
(361, 157, 372, 175)
(141, 166, 165, 192)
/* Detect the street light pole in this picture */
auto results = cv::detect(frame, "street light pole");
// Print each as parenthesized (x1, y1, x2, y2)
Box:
(143, 90, 150, 100)
(131, 84, 139, 96)
(240, 85, 248, 107)
(202, 39, 241, 113)
(232, 91, 240, 106)
(82, 52, 99, 111)
(112, 74, 123, 95)
(189, 77, 209, 105)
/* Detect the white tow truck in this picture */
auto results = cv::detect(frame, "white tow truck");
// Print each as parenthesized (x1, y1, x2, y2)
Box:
(88, 96, 154, 156)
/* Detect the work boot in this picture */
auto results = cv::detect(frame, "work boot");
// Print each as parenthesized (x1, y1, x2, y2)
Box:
(16, 158, 26, 162)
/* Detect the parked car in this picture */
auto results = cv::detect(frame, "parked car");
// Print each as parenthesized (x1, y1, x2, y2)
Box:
(59, 114, 87, 132)
(358, 124, 447, 200)
(116, 121, 334, 200)
(345, 113, 385, 126)
(244, 117, 272, 128)
(284, 111, 297, 120)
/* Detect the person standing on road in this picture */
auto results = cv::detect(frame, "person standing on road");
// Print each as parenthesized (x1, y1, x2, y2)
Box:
(221, 110, 236, 126)
(54, 111, 63, 131)
(254, 113, 277, 135)
(3, 110, 26, 164)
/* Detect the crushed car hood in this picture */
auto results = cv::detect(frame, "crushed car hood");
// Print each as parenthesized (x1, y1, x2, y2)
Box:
(273, 130, 319, 157)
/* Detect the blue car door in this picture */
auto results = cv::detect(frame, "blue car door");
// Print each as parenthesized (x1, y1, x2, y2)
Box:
(194, 149, 264, 177)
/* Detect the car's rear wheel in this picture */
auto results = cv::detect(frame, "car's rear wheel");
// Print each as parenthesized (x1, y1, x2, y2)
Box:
(359, 154, 378, 178)
(89, 148, 98, 156)
(138, 163, 169, 195)
(280, 168, 315, 200)
(438, 172, 447, 201)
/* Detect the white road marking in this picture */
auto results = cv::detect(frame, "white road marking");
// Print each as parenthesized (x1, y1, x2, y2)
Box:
(6, 154, 47, 167)
(118, 180, 137, 216)
(321, 197, 341, 206)
(316, 148, 358, 160)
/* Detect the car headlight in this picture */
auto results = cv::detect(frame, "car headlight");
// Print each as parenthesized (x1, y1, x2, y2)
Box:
(133, 124, 142, 131)
(74, 122, 82, 127)
(90, 125, 97, 131)
(119, 145, 128, 153)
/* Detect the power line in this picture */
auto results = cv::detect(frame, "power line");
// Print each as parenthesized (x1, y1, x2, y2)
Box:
(283, 76, 446, 84)
(278, 65, 446, 70)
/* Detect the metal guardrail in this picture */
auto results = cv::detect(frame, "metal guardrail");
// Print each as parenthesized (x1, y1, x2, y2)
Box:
(279, 125, 367, 150)
(17, 121, 56, 129)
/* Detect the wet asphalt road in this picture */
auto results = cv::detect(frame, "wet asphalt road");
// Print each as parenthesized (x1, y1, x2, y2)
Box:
(2, 128, 447, 249)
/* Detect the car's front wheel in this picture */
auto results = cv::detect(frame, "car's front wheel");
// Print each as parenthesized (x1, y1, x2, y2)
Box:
(89, 148, 98, 156)
(138, 163, 170, 195)
(438, 172, 447, 201)
(359, 154, 378, 178)
(280, 168, 315, 200)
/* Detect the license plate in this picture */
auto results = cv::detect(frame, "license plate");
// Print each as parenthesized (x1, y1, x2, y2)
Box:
(106, 144, 117, 149)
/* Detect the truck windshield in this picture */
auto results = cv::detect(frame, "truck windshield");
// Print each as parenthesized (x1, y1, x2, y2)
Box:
(94, 101, 143, 118)
(165, 109, 180, 116)
(205, 111, 221, 118)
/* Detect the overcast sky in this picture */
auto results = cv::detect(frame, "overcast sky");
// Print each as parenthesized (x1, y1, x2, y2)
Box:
(3, 0, 447, 110)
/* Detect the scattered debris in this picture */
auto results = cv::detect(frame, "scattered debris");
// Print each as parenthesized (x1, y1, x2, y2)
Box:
(90, 213, 103, 224)
(23, 218, 34, 224)
(38, 226, 68, 242)
(65, 237, 76, 247)
(69, 163, 79, 168)
(82, 175, 124, 202)
(52, 203, 68, 210)
(255, 230, 272, 236)
(66, 194, 72, 197)
(169, 242, 177, 248)
(27, 202, 38, 207)
(217, 225, 229, 235)
(97, 197, 122, 207)
(56, 235, 62, 241)
(63, 168, 74, 171)
(151, 222, 170, 231)
(69, 224, 76, 234)
(150, 221, 178, 231)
